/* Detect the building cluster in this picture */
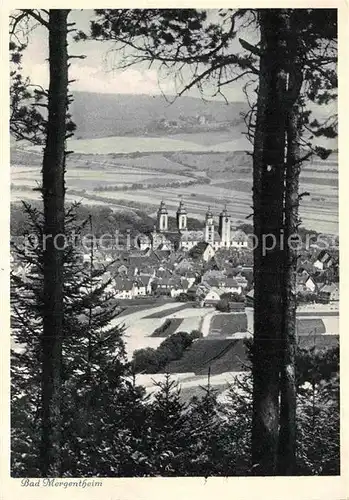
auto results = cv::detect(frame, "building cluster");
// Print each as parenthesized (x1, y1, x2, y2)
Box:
(90, 247, 252, 304)
(246, 248, 339, 307)
(295, 249, 339, 303)
(99, 245, 338, 306)
(138, 200, 249, 253)
(11, 210, 339, 307)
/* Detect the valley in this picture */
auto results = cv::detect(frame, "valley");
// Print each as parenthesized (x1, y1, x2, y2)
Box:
(10, 92, 338, 235)
(11, 145, 338, 235)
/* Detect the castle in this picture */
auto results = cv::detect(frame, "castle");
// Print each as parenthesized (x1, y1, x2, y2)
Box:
(139, 200, 248, 252)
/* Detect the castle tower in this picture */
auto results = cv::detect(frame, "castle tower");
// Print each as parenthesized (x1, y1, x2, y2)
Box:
(205, 206, 215, 246)
(218, 205, 231, 247)
(176, 199, 187, 231)
(157, 200, 168, 232)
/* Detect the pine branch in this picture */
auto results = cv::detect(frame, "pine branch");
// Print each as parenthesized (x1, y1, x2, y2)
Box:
(22, 9, 50, 29)
(239, 37, 262, 56)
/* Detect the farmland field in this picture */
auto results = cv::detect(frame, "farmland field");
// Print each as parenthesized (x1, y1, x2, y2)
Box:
(165, 338, 249, 374)
(27, 134, 252, 155)
(244, 308, 339, 336)
(209, 313, 248, 337)
(108, 302, 214, 358)
(144, 304, 196, 319)
(11, 145, 339, 234)
(11, 166, 191, 190)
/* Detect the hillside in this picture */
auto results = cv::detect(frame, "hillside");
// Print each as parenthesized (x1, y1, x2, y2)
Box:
(70, 92, 248, 139)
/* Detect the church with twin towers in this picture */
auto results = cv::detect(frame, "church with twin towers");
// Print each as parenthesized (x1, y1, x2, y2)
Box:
(139, 199, 247, 252)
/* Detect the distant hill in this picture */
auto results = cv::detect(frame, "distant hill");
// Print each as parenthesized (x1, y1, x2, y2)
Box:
(70, 92, 248, 139)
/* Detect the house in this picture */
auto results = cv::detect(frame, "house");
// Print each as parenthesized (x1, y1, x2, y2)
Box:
(195, 282, 211, 300)
(156, 242, 172, 252)
(141, 247, 153, 257)
(176, 272, 196, 288)
(169, 277, 189, 298)
(153, 249, 172, 262)
(203, 277, 222, 289)
(204, 255, 223, 271)
(153, 275, 174, 295)
(156, 268, 173, 280)
(319, 283, 339, 303)
(180, 230, 205, 251)
(230, 229, 249, 249)
(313, 250, 333, 271)
(297, 262, 314, 277)
(186, 285, 199, 301)
(222, 277, 242, 295)
(296, 274, 317, 293)
(116, 263, 128, 275)
(136, 265, 156, 277)
(150, 230, 182, 252)
(128, 254, 152, 269)
(180, 278, 190, 290)
(234, 274, 248, 289)
(174, 257, 194, 273)
(137, 234, 151, 251)
(201, 270, 225, 285)
(239, 265, 253, 273)
(202, 287, 225, 306)
(133, 274, 153, 296)
(315, 281, 325, 293)
(189, 242, 215, 262)
(126, 266, 139, 278)
(114, 278, 134, 299)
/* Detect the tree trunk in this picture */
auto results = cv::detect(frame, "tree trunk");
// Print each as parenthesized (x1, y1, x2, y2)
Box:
(277, 104, 300, 476)
(40, 9, 69, 477)
(278, 19, 303, 475)
(252, 9, 288, 475)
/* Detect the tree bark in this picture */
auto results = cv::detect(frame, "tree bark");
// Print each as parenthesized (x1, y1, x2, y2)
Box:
(40, 9, 69, 477)
(252, 9, 288, 475)
(278, 18, 303, 475)
(277, 104, 300, 476)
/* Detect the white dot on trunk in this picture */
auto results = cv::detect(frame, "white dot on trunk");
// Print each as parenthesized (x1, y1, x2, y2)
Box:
(267, 165, 272, 172)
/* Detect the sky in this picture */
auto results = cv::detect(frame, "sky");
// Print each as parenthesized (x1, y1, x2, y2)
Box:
(18, 9, 251, 102)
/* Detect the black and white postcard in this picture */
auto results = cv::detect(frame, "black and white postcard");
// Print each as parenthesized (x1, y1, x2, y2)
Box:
(1, 2, 348, 500)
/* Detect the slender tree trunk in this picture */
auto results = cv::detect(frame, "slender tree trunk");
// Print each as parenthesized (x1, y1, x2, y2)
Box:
(252, 9, 288, 475)
(40, 9, 69, 477)
(277, 104, 300, 475)
(278, 21, 303, 474)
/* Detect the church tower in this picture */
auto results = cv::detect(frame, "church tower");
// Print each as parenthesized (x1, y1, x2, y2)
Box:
(205, 206, 215, 246)
(176, 199, 187, 231)
(218, 205, 231, 247)
(157, 200, 168, 232)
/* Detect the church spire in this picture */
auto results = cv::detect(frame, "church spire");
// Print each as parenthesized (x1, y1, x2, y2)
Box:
(176, 197, 187, 231)
(220, 203, 228, 216)
(205, 205, 215, 246)
(157, 200, 168, 232)
(219, 204, 231, 247)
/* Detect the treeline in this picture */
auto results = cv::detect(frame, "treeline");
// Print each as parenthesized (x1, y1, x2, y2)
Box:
(11, 202, 204, 241)
(93, 177, 211, 192)
(132, 330, 202, 374)
(11, 183, 39, 191)
(11, 202, 154, 239)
